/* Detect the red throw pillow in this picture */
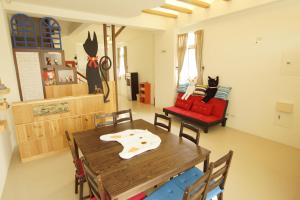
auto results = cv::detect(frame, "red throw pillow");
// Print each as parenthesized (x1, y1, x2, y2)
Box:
(191, 101, 214, 115)
(175, 93, 193, 110)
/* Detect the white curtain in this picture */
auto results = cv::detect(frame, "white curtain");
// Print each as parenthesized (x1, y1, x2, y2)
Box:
(177, 33, 188, 86)
(194, 30, 204, 84)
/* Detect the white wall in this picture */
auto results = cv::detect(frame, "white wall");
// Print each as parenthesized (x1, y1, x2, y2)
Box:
(154, 0, 300, 149)
(117, 29, 155, 104)
(0, 2, 20, 197)
(62, 25, 156, 104)
(154, 29, 177, 108)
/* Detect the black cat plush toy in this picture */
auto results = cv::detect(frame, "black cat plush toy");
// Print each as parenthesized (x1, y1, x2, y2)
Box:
(202, 76, 219, 103)
(83, 31, 102, 94)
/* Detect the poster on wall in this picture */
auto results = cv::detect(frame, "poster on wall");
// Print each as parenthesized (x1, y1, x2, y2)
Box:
(15, 52, 44, 101)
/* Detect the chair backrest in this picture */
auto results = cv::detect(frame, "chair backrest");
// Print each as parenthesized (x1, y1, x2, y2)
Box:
(94, 112, 115, 128)
(183, 167, 213, 200)
(207, 151, 233, 193)
(114, 109, 133, 125)
(154, 113, 171, 132)
(82, 158, 106, 200)
(179, 122, 200, 145)
(65, 131, 82, 172)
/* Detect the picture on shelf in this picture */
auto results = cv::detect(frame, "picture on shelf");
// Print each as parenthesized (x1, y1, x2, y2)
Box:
(43, 52, 62, 66)
(56, 67, 77, 84)
(42, 69, 56, 86)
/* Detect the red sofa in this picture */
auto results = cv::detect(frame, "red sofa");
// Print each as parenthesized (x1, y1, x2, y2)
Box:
(163, 93, 228, 133)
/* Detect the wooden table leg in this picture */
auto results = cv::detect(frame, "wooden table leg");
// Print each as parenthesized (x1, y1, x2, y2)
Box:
(74, 139, 79, 159)
(203, 154, 210, 172)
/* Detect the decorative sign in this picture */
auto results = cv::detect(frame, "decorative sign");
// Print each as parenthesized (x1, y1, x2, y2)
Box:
(15, 52, 44, 101)
(33, 102, 69, 116)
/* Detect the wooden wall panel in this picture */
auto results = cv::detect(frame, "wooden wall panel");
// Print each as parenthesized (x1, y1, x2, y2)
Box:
(12, 81, 117, 162)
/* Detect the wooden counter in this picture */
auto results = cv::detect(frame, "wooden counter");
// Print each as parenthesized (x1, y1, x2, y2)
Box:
(45, 83, 88, 99)
(12, 82, 116, 162)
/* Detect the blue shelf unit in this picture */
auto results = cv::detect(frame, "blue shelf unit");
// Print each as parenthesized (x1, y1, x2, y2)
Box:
(40, 17, 62, 50)
(10, 14, 62, 50)
(10, 14, 38, 49)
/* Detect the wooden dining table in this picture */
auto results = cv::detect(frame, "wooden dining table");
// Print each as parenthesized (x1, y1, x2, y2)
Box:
(73, 119, 211, 200)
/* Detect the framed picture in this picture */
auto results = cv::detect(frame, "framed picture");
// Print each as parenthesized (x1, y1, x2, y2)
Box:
(42, 68, 56, 86)
(55, 67, 77, 84)
(41, 51, 64, 67)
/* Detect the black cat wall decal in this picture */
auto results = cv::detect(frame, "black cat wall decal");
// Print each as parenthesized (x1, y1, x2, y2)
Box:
(202, 76, 219, 103)
(83, 31, 111, 102)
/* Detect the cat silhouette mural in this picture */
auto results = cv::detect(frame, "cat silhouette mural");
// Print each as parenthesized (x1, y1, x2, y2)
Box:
(83, 31, 111, 102)
(202, 76, 219, 103)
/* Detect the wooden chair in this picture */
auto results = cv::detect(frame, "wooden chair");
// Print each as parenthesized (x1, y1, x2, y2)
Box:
(146, 151, 233, 200)
(205, 150, 234, 200)
(65, 131, 86, 200)
(94, 113, 115, 128)
(81, 158, 106, 200)
(182, 166, 213, 200)
(179, 122, 201, 145)
(145, 167, 213, 200)
(82, 158, 147, 200)
(114, 109, 133, 125)
(154, 113, 171, 132)
(173, 151, 234, 200)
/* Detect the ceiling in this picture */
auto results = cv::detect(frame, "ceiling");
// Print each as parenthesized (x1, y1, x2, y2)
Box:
(11, 0, 165, 17)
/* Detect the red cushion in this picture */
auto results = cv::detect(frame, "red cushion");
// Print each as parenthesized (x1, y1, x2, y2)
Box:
(95, 192, 146, 200)
(191, 101, 214, 116)
(75, 159, 85, 177)
(175, 93, 194, 110)
(164, 106, 220, 123)
(128, 192, 147, 200)
(207, 98, 227, 118)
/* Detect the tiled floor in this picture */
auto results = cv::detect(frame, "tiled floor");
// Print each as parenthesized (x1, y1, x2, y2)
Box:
(2, 96, 300, 200)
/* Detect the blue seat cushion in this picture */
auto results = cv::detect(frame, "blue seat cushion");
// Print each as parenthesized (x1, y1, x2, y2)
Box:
(145, 181, 184, 200)
(172, 167, 223, 200)
(172, 167, 204, 190)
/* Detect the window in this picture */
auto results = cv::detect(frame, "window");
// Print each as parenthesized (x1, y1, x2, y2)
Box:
(118, 47, 126, 77)
(179, 32, 197, 84)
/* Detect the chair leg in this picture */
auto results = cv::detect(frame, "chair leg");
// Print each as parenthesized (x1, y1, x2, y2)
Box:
(217, 193, 223, 200)
(75, 176, 78, 194)
(79, 181, 84, 200)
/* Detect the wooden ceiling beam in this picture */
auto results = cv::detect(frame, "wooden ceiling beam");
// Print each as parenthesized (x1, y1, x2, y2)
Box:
(143, 9, 178, 19)
(160, 3, 193, 14)
(177, 0, 210, 8)
(115, 26, 126, 38)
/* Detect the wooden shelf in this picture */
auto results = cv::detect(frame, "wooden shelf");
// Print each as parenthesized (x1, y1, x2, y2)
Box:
(0, 120, 7, 133)
(139, 82, 151, 104)
(0, 88, 10, 96)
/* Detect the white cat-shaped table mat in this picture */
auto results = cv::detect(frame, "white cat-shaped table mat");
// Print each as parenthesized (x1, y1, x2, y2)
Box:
(100, 129, 161, 159)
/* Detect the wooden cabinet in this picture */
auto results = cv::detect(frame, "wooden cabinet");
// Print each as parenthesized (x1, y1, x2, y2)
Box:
(82, 114, 95, 130)
(12, 88, 117, 162)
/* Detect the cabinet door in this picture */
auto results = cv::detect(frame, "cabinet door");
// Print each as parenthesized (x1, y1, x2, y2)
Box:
(82, 114, 95, 130)
(16, 123, 44, 160)
(16, 122, 46, 144)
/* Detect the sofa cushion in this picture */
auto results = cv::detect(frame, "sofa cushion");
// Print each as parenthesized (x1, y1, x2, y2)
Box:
(208, 98, 228, 118)
(193, 84, 207, 96)
(191, 101, 214, 116)
(164, 106, 220, 123)
(175, 93, 193, 110)
(177, 83, 189, 93)
(215, 86, 232, 100)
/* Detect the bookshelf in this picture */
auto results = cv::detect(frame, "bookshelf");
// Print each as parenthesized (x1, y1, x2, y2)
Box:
(139, 82, 151, 104)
